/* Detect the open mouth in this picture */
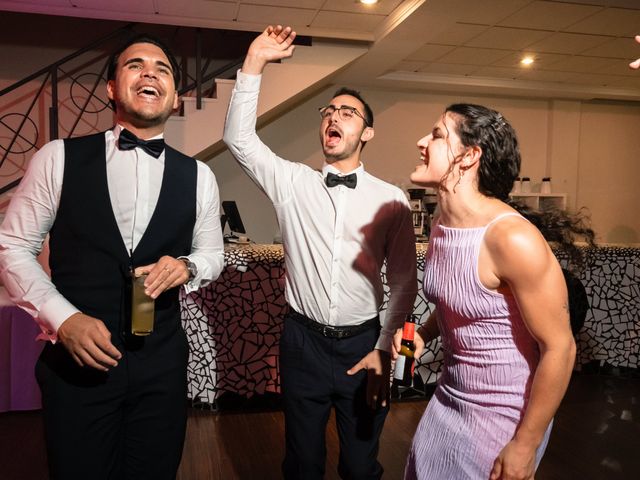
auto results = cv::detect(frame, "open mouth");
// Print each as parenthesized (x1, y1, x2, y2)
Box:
(136, 85, 160, 98)
(325, 127, 342, 147)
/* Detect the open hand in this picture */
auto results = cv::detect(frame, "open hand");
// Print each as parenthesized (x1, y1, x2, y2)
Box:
(347, 349, 391, 408)
(242, 25, 297, 75)
(57, 312, 121, 371)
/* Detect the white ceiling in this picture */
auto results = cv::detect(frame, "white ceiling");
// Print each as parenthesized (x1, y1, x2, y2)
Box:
(1, 0, 639, 100)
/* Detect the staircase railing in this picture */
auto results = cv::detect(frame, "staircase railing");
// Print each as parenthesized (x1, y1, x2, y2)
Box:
(0, 24, 244, 200)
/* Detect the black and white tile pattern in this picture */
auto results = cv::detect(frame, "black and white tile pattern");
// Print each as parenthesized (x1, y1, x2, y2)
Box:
(569, 247, 640, 370)
(181, 245, 287, 404)
(182, 244, 639, 404)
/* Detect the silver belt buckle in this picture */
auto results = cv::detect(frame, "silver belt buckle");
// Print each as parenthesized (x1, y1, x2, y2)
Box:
(322, 324, 331, 337)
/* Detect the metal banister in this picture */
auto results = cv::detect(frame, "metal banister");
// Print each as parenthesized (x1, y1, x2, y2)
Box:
(0, 23, 246, 203)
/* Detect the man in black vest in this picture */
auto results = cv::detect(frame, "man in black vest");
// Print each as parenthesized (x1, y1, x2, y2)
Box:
(0, 35, 224, 479)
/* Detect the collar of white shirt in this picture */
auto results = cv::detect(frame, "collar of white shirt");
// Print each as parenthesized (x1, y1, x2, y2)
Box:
(111, 124, 165, 148)
(321, 162, 364, 184)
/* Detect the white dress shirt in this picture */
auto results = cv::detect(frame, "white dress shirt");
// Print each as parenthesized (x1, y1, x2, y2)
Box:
(0, 125, 225, 341)
(223, 72, 417, 352)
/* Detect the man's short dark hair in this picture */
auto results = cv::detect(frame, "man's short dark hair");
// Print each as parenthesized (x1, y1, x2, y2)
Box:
(107, 33, 181, 89)
(332, 87, 373, 128)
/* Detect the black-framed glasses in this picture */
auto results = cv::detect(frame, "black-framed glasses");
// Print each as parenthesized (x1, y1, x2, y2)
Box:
(318, 105, 370, 126)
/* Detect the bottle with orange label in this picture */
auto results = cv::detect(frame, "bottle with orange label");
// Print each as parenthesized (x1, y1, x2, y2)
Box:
(393, 316, 417, 387)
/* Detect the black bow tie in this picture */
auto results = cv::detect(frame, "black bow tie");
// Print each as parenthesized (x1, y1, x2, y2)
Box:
(325, 172, 357, 189)
(118, 128, 165, 158)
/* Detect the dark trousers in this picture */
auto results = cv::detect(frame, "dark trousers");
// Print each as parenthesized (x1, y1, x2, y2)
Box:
(35, 332, 188, 480)
(280, 314, 389, 480)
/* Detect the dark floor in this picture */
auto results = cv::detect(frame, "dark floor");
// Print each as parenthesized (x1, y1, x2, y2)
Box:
(1, 371, 638, 479)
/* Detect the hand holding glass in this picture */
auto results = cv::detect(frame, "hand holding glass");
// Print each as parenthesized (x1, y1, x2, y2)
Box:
(131, 273, 155, 336)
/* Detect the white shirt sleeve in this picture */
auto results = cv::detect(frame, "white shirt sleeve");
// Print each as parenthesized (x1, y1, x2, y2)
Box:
(222, 70, 303, 206)
(0, 140, 80, 342)
(182, 161, 225, 293)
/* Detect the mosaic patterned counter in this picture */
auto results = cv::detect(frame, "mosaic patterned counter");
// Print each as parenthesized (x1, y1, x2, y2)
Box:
(571, 246, 639, 371)
(181, 244, 639, 405)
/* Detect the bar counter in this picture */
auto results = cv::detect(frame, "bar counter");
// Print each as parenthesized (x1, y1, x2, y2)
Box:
(182, 243, 640, 405)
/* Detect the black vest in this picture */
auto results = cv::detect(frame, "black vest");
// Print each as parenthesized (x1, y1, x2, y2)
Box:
(49, 132, 197, 347)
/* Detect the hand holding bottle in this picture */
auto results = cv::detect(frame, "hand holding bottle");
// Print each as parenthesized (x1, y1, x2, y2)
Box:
(393, 317, 417, 387)
(414, 324, 428, 359)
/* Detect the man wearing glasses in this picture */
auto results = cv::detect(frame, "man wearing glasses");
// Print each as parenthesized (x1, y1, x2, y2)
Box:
(223, 25, 417, 479)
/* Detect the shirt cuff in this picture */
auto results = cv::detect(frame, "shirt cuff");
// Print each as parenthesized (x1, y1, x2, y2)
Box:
(38, 294, 81, 343)
(179, 255, 217, 294)
(182, 274, 206, 294)
(375, 331, 394, 353)
(235, 70, 262, 91)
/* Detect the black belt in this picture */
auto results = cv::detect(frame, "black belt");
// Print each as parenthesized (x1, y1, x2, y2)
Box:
(287, 310, 379, 339)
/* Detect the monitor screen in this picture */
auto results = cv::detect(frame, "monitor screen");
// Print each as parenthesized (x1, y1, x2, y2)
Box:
(221, 201, 246, 234)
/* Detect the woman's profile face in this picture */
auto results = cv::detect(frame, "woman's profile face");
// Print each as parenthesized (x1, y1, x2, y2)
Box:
(410, 112, 464, 188)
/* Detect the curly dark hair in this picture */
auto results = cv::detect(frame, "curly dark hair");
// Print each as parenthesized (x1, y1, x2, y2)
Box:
(445, 103, 596, 273)
(445, 103, 519, 201)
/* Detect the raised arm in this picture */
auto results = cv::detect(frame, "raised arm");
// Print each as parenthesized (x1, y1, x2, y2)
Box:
(241, 25, 296, 76)
(486, 218, 575, 480)
(222, 25, 303, 205)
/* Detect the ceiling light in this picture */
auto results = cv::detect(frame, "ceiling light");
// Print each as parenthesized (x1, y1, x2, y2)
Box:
(359, 0, 379, 5)
(520, 56, 535, 66)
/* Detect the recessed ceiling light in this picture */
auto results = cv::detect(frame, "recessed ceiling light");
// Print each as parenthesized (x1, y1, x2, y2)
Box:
(359, 0, 379, 5)
(521, 56, 535, 66)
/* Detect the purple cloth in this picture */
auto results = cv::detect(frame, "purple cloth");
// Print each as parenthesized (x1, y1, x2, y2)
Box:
(0, 306, 44, 412)
(405, 215, 551, 479)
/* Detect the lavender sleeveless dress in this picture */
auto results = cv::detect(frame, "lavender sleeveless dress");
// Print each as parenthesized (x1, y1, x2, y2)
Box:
(405, 213, 552, 480)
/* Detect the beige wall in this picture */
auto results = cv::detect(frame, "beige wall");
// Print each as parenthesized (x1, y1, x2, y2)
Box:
(2, 12, 639, 244)
(577, 102, 640, 243)
(208, 86, 640, 244)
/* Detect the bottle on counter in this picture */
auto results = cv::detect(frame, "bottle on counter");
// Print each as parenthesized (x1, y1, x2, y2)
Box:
(541, 177, 552, 194)
(393, 316, 417, 387)
(521, 176, 531, 193)
(512, 177, 522, 194)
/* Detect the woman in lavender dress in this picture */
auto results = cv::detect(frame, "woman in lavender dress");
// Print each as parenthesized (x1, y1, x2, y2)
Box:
(398, 104, 589, 480)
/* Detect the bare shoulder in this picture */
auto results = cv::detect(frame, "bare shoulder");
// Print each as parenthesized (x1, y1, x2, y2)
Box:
(484, 214, 552, 280)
